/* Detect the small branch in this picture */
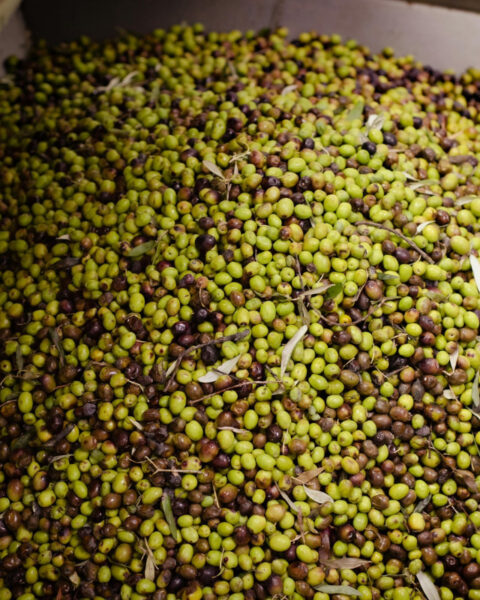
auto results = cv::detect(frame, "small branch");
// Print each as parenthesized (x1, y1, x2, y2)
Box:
(357, 220, 434, 264)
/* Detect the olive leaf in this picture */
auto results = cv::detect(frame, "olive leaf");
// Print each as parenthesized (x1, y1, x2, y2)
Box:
(416, 571, 441, 600)
(16, 345, 23, 373)
(145, 555, 156, 581)
(321, 557, 370, 570)
(296, 282, 333, 299)
(49, 327, 65, 366)
(378, 272, 398, 282)
(470, 254, 480, 295)
(198, 354, 242, 383)
(276, 484, 299, 513)
(325, 282, 343, 299)
(292, 467, 324, 485)
(303, 486, 334, 505)
(449, 347, 459, 371)
(456, 195, 480, 206)
(202, 159, 225, 180)
(408, 179, 438, 191)
(97, 70, 140, 92)
(53, 257, 81, 270)
(280, 325, 308, 378)
(69, 572, 81, 587)
(56, 234, 71, 241)
(298, 298, 311, 327)
(217, 426, 249, 434)
(346, 100, 364, 122)
(128, 416, 144, 430)
(366, 113, 385, 132)
(472, 370, 480, 414)
(443, 389, 456, 400)
(454, 469, 479, 493)
(127, 240, 155, 258)
(414, 494, 432, 513)
(161, 494, 178, 539)
(314, 584, 362, 597)
(449, 155, 474, 164)
(12, 431, 35, 450)
(281, 84, 298, 95)
(416, 220, 435, 234)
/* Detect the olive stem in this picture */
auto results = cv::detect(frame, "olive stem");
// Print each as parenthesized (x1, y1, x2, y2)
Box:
(356, 220, 435, 264)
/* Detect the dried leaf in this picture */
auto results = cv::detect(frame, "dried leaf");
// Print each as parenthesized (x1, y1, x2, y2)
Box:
(98, 71, 140, 92)
(145, 555, 156, 581)
(470, 254, 480, 295)
(69, 572, 81, 586)
(416, 220, 435, 234)
(56, 234, 71, 241)
(198, 355, 242, 383)
(217, 426, 248, 434)
(161, 494, 178, 539)
(346, 100, 364, 122)
(314, 584, 362, 597)
(127, 240, 155, 258)
(16, 346, 23, 373)
(49, 328, 65, 366)
(304, 486, 334, 505)
(456, 195, 480, 206)
(449, 347, 459, 371)
(165, 361, 177, 379)
(276, 485, 299, 513)
(297, 283, 332, 298)
(325, 282, 343, 299)
(443, 389, 456, 400)
(53, 257, 81, 270)
(281, 84, 298, 95)
(366, 113, 385, 131)
(415, 494, 432, 513)
(203, 160, 225, 179)
(472, 370, 480, 411)
(292, 467, 325, 485)
(408, 179, 438, 191)
(416, 571, 441, 600)
(298, 298, 311, 327)
(321, 557, 370, 570)
(280, 325, 308, 377)
(128, 416, 144, 430)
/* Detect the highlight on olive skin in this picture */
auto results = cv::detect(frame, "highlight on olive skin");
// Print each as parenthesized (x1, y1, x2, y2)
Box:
(1, 22, 480, 600)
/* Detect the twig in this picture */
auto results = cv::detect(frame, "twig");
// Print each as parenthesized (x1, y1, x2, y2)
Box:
(357, 220, 434, 264)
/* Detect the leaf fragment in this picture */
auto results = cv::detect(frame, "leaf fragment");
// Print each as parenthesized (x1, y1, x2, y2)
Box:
(415, 494, 432, 513)
(321, 557, 370, 570)
(127, 240, 155, 257)
(449, 347, 459, 371)
(408, 179, 438, 191)
(366, 113, 385, 132)
(202, 159, 225, 179)
(281, 84, 298, 95)
(69, 572, 81, 586)
(276, 485, 299, 513)
(145, 555, 156, 581)
(303, 486, 334, 505)
(472, 370, 480, 412)
(280, 325, 308, 377)
(416, 220, 435, 234)
(292, 467, 324, 485)
(346, 100, 364, 122)
(470, 254, 480, 295)
(49, 327, 65, 366)
(161, 494, 178, 539)
(416, 571, 441, 600)
(314, 584, 362, 597)
(198, 354, 242, 383)
(16, 345, 23, 373)
(325, 282, 343, 299)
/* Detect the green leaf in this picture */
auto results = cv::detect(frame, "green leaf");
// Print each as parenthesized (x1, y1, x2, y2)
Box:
(325, 282, 343, 299)
(314, 584, 362, 597)
(16, 345, 23, 373)
(161, 494, 178, 539)
(202, 159, 225, 179)
(127, 240, 155, 258)
(346, 100, 364, 122)
(472, 371, 480, 411)
(49, 327, 65, 366)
